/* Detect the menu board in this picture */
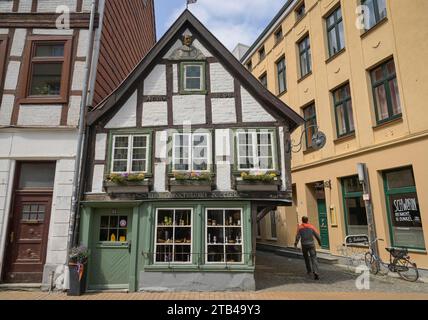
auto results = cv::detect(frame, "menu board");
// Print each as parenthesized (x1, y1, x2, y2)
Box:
(388, 192, 422, 227)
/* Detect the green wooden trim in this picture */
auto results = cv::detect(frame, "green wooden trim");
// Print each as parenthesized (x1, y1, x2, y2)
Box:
(179, 61, 207, 95)
(333, 83, 354, 138)
(341, 176, 365, 236)
(129, 206, 140, 292)
(105, 130, 154, 177)
(79, 206, 93, 291)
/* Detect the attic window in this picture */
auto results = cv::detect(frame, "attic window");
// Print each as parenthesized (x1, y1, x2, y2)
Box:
(180, 62, 206, 94)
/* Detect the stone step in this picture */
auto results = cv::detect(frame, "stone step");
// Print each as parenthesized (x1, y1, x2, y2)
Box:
(0, 283, 42, 291)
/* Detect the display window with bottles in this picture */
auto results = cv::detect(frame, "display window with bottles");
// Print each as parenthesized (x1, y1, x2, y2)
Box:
(154, 209, 193, 264)
(205, 209, 244, 264)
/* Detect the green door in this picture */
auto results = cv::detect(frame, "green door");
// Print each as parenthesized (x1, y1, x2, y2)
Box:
(317, 199, 330, 250)
(88, 210, 132, 290)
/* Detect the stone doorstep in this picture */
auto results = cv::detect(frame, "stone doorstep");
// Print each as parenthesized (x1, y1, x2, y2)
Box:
(0, 283, 42, 291)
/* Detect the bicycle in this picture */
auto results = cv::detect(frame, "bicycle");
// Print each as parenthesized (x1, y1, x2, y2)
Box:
(364, 238, 419, 282)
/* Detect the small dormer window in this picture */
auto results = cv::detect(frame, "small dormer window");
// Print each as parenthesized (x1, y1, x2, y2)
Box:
(180, 62, 206, 94)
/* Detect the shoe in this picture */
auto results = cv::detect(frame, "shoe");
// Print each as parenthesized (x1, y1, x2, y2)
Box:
(314, 274, 320, 280)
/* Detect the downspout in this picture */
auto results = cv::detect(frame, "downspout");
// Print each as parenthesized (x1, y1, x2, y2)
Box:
(65, 0, 97, 278)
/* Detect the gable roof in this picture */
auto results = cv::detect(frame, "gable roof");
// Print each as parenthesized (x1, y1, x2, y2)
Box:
(88, 10, 304, 131)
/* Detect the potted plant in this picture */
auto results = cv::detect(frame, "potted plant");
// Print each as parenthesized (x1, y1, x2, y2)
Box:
(235, 171, 281, 191)
(169, 172, 213, 192)
(67, 246, 89, 296)
(104, 173, 151, 193)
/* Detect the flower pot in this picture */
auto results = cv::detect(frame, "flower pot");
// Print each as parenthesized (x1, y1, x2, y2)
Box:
(104, 180, 151, 193)
(235, 179, 281, 192)
(169, 179, 213, 192)
(67, 263, 87, 296)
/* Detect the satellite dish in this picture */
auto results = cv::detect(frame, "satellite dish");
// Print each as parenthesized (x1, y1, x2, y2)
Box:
(311, 131, 327, 150)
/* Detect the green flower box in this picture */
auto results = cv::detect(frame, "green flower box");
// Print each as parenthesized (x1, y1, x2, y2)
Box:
(104, 180, 151, 193)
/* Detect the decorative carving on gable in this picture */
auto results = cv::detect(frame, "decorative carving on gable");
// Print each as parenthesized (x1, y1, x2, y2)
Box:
(169, 35, 206, 60)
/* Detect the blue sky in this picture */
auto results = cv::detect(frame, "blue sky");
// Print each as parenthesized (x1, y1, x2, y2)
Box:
(154, 0, 285, 50)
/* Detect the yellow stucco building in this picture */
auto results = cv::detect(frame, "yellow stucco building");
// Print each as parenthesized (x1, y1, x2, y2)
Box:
(242, 0, 428, 269)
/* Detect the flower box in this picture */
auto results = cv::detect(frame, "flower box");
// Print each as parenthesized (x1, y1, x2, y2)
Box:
(235, 179, 281, 192)
(169, 179, 213, 192)
(104, 180, 151, 193)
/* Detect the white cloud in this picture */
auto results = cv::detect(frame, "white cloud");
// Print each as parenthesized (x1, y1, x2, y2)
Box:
(165, 0, 285, 50)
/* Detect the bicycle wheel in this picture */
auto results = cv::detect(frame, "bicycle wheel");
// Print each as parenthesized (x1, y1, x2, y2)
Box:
(365, 252, 379, 275)
(396, 258, 419, 282)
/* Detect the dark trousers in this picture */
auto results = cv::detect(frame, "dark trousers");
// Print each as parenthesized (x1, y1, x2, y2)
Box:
(302, 245, 319, 275)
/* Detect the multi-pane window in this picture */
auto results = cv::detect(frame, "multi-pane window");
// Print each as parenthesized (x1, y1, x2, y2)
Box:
(155, 209, 192, 263)
(22, 37, 72, 103)
(361, 0, 387, 31)
(326, 7, 345, 57)
(276, 57, 286, 94)
(333, 83, 355, 137)
(259, 73, 267, 88)
(99, 215, 129, 242)
(258, 46, 266, 61)
(384, 167, 425, 250)
(181, 62, 205, 92)
(18, 162, 56, 189)
(172, 133, 210, 172)
(237, 130, 275, 171)
(111, 135, 149, 173)
(298, 36, 312, 77)
(21, 204, 46, 222)
(206, 209, 244, 264)
(370, 59, 401, 124)
(295, 2, 306, 21)
(274, 27, 283, 44)
(246, 61, 253, 71)
(303, 104, 317, 149)
(342, 176, 368, 236)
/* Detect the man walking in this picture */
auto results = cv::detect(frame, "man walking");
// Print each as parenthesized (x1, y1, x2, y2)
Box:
(294, 216, 322, 280)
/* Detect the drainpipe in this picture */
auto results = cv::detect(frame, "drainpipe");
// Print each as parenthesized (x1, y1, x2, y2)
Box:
(64, 0, 97, 289)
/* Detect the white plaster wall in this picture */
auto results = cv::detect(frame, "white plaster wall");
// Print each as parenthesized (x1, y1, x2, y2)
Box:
(94, 133, 107, 161)
(241, 87, 275, 122)
(0, 130, 78, 158)
(45, 159, 76, 266)
(173, 64, 178, 94)
(4, 61, 20, 91)
(144, 65, 167, 96)
(17, 105, 62, 126)
(32, 29, 74, 35)
(77, 29, 89, 57)
(71, 61, 86, 91)
(154, 131, 168, 192)
(105, 90, 137, 128)
(173, 95, 206, 125)
(142, 101, 168, 127)
(193, 39, 213, 57)
(211, 98, 236, 124)
(215, 129, 232, 191)
(0, 94, 15, 126)
(0, 1, 13, 12)
(82, 0, 93, 12)
(91, 165, 105, 193)
(10, 29, 27, 56)
(67, 96, 81, 126)
(18, 0, 32, 12)
(163, 39, 181, 59)
(210, 63, 234, 93)
(37, 0, 77, 12)
(0, 29, 9, 35)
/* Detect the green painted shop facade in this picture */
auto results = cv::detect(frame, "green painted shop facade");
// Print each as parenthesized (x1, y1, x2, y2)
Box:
(78, 11, 303, 291)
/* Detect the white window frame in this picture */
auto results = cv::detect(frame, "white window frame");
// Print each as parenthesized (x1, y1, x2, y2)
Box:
(154, 208, 194, 265)
(111, 134, 150, 174)
(183, 64, 203, 91)
(172, 132, 211, 172)
(236, 130, 276, 171)
(205, 208, 244, 265)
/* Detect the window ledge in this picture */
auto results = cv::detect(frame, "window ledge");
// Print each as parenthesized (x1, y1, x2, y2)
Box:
(19, 96, 68, 105)
(360, 17, 388, 39)
(406, 249, 427, 254)
(372, 116, 403, 131)
(266, 238, 278, 242)
(325, 48, 346, 64)
(277, 90, 287, 98)
(333, 133, 356, 144)
(297, 71, 312, 83)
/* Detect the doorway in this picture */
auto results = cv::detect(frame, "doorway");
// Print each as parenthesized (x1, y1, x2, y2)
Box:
(314, 182, 330, 250)
(2, 162, 55, 283)
(87, 209, 133, 290)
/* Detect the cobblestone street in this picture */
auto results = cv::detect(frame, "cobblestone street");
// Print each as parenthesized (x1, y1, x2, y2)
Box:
(0, 251, 427, 300)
